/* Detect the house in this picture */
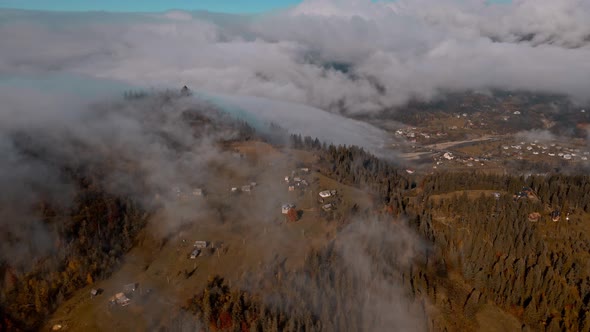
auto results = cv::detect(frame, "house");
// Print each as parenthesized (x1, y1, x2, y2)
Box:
(231, 187, 238, 193)
(443, 152, 454, 160)
(192, 188, 204, 196)
(288, 185, 295, 192)
(114, 292, 131, 306)
(190, 248, 201, 259)
(293, 177, 302, 182)
(405, 169, 415, 174)
(123, 283, 137, 293)
(551, 210, 561, 222)
(322, 203, 333, 211)
(528, 212, 541, 222)
(282, 203, 295, 214)
(300, 168, 310, 173)
(319, 190, 332, 198)
(194, 241, 208, 248)
(284, 176, 290, 182)
(493, 192, 501, 199)
(241, 185, 252, 193)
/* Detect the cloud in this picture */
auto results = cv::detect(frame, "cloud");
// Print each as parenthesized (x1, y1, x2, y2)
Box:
(515, 129, 556, 143)
(0, 0, 588, 116)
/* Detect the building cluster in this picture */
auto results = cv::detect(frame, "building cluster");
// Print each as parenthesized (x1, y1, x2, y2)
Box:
(318, 190, 338, 211)
(528, 209, 570, 223)
(500, 141, 590, 162)
(395, 127, 447, 144)
(432, 151, 492, 169)
(188, 240, 223, 258)
(173, 186, 206, 200)
(231, 182, 257, 194)
(285, 168, 310, 192)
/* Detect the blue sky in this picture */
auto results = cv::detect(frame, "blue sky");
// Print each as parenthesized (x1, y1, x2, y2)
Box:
(0, 0, 511, 13)
(0, 0, 302, 13)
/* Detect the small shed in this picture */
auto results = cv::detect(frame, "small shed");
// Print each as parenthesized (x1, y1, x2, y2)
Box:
(190, 248, 201, 259)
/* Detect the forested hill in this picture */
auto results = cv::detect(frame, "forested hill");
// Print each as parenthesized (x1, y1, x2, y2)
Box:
(177, 135, 590, 331)
(0, 90, 258, 331)
(3, 90, 590, 331)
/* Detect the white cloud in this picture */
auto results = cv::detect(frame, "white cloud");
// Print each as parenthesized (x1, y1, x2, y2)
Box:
(0, 0, 588, 116)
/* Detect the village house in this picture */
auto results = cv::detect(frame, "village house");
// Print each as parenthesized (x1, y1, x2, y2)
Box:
(551, 210, 561, 222)
(443, 152, 454, 160)
(113, 292, 131, 306)
(194, 240, 208, 248)
(282, 203, 295, 214)
(528, 212, 541, 222)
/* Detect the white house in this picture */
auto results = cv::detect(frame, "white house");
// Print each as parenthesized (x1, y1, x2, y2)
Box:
(319, 190, 332, 198)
